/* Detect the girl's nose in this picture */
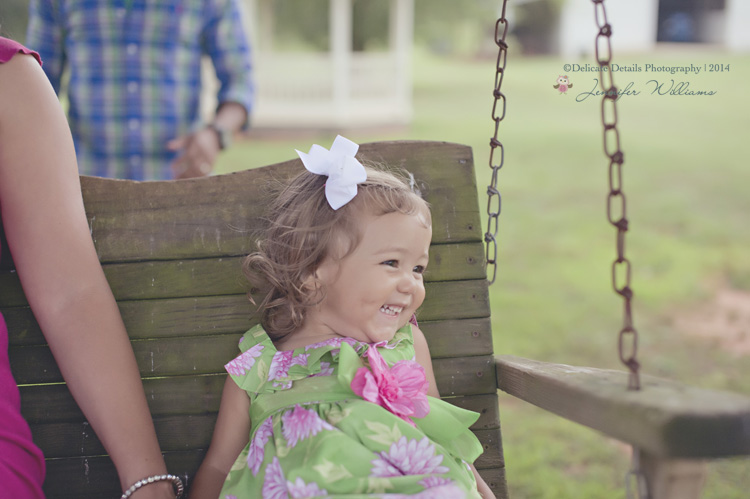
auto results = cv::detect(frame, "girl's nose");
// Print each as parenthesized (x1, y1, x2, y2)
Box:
(397, 272, 419, 293)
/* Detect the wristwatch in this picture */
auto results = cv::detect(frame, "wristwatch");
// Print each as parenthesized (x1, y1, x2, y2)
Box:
(206, 123, 231, 150)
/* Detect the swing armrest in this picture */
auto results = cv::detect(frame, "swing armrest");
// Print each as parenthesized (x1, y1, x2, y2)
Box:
(495, 354, 750, 459)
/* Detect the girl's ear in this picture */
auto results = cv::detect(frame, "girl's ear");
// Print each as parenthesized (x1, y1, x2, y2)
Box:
(301, 270, 317, 292)
(312, 257, 340, 286)
(301, 267, 327, 303)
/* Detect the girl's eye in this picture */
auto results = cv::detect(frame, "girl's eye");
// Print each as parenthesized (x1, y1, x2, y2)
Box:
(382, 260, 398, 267)
(413, 265, 425, 275)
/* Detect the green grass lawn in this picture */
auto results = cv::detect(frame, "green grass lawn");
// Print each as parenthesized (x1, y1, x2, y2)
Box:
(216, 46, 750, 498)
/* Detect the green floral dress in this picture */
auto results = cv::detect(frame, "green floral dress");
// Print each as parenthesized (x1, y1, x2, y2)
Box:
(220, 324, 483, 499)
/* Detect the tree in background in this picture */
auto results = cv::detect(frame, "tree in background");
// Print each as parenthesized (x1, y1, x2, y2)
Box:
(513, 0, 565, 55)
(268, 0, 499, 56)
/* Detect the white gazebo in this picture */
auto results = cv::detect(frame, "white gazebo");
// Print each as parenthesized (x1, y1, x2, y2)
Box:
(242, 0, 414, 130)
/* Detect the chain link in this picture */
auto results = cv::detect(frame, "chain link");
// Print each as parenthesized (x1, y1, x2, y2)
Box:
(485, 0, 510, 285)
(591, 0, 641, 390)
(624, 447, 650, 499)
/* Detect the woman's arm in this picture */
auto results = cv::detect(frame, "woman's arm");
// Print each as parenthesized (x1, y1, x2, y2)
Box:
(0, 53, 172, 498)
(412, 324, 495, 498)
(189, 378, 251, 499)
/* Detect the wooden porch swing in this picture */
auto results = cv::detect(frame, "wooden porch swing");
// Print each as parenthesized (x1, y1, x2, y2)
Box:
(2, 1, 750, 498)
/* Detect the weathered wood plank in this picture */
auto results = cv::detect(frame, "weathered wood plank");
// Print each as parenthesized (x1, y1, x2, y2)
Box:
(32, 414, 218, 459)
(21, 374, 227, 424)
(0, 241, 485, 307)
(443, 392, 501, 431)
(477, 465, 509, 499)
(496, 355, 750, 458)
(421, 279, 490, 322)
(75, 141, 481, 263)
(434, 355, 497, 397)
(422, 317, 494, 359)
(7, 295, 255, 347)
(473, 428, 504, 470)
(43, 451, 202, 499)
(13, 335, 242, 384)
(7, 279, 490, 349)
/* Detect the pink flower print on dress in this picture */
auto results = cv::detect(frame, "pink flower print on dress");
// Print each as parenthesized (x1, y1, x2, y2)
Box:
(225, 344, 264, 376)
(268, 352, 310, 385)
(419, 476, 454, 489)
(390, 483, 466, 499)
(304, 336, 362, 353)
(370, 436, 450, 478)
(304, 337, 343, 351)
(350, 346, 429, 426)
(292, 353, 309, 368)
(268, 351, 294, 382)
(418, 476, 466, 499)
(262, 457, 288, 499)
(281, 405, 335, 449)
(286, 477, 328, 498)
(370, 339, 398, 350)
(247, 417, 274, 476)
(310, 361, 334, 378)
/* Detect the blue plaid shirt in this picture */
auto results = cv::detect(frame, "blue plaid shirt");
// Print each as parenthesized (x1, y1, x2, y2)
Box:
(26, 0, 253, 180)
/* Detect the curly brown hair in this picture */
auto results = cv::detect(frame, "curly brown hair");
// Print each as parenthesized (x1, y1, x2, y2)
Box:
(243, 165, 431, 342)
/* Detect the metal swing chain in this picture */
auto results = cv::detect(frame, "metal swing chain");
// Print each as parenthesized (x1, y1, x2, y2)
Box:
(591, 0, 641, 391)
(591, 3, 649, 495)
(485, 0, 510, 285)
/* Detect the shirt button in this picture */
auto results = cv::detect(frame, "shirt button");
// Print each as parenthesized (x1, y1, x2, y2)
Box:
(128, 119, 140, 130)
(126, 44, 138, 55)
(127, 82, 139, 93)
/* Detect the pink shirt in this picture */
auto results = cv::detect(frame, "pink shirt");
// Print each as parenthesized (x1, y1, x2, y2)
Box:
(0, 36, 47, 499)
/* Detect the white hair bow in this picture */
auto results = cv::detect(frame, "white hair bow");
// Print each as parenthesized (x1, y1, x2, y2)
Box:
(296, 135, 367, 210)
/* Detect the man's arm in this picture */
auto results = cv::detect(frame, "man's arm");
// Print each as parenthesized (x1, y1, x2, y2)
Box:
(26, 0, 67, 93)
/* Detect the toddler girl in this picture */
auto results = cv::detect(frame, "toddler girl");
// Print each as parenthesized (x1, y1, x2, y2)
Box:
(190, 137, 493, 498)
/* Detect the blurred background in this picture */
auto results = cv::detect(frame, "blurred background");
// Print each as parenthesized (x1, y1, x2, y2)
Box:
(3, 1, 749, 497)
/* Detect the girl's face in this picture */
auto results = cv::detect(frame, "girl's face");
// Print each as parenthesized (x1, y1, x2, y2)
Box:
(306, 211, 431, 344)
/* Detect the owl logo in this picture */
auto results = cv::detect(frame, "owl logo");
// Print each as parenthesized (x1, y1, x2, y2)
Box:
(554, 75, 573, 94)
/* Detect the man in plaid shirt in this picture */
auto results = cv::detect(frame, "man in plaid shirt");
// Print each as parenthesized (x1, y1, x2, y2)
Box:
(26, 0, 253, 180)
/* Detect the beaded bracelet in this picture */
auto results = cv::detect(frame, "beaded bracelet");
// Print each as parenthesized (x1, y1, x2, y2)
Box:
(120, 474, 184, 499)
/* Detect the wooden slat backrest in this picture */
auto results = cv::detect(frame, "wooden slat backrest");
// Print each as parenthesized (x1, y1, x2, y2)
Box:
(2, 141, 508, 498)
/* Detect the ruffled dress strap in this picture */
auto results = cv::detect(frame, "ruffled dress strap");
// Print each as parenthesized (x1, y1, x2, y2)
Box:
(224, 325, 277, 393)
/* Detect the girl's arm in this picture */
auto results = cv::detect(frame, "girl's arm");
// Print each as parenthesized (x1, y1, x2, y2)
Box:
(411, 324, 440, 398)
(0, 54, 172, 498)
(189, 377, 251, 499)
(412, 325, 495, 498)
